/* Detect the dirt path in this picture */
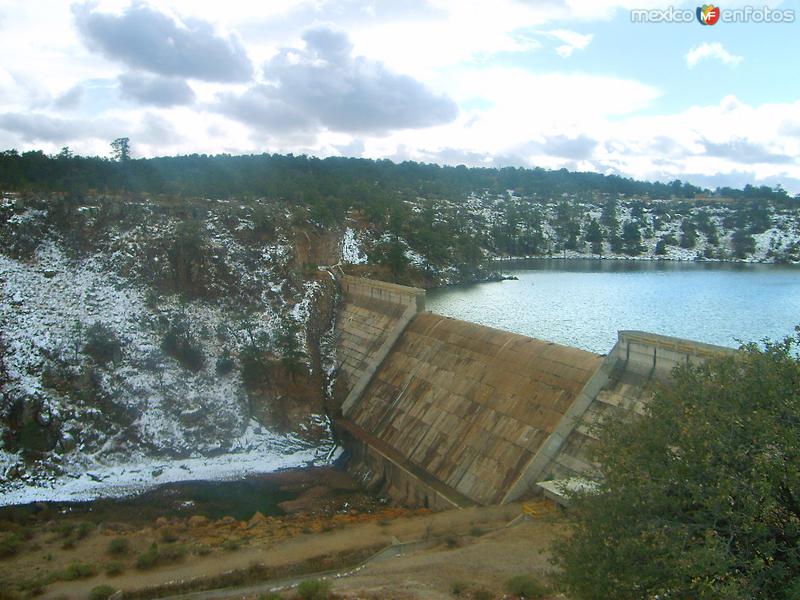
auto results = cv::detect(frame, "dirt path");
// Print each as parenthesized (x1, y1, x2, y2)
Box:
(332, 518, 564, 600)
(42, 503, 529, 599)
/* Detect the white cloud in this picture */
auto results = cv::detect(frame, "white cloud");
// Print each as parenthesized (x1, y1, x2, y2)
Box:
(0, 1, 796, 191)
(547, 29, 594, 57)
(685, 42, 743, 69)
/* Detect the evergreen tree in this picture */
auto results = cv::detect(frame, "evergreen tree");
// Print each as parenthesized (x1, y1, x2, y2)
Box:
(553, 331, 800, 600)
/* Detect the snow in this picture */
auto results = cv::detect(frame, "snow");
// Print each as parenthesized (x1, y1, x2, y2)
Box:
(0, 200, 339, 505)
(0, 429, 341, 506)
(340, 228, 367, 264)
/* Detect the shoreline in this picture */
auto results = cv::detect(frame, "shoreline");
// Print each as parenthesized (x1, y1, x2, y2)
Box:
(488, 253, 800, 265)
(0, 445, 343, 508)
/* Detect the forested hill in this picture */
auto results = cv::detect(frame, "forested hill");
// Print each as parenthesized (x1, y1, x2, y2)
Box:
(2, 148, 800, 283)
(1, 148, 793, 203)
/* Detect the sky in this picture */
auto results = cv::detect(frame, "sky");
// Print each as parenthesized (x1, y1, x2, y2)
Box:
(1, 0, 799, 191)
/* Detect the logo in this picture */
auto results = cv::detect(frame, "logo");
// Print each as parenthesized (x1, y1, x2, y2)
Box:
(697, 4, 721, 25)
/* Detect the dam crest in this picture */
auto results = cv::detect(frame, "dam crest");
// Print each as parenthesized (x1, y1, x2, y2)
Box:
(332, 275, 731, 508)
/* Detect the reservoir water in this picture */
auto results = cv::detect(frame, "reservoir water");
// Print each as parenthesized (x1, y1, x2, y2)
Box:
(427, 259, 800, 354)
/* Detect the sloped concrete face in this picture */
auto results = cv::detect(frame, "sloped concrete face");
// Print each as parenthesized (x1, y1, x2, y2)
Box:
(333, 278, 733, 509)
(343, 312, 602, 506)
(531, 331, 734, 500)
(334, 276, 425, 410)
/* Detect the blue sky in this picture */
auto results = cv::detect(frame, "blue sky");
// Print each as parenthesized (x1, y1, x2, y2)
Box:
(0, 0, 798, 191)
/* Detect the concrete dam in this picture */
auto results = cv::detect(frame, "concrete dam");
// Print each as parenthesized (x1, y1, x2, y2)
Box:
(332, 275, 731, 509)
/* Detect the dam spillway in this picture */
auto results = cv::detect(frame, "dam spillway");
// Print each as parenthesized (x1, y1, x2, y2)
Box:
(332, 275, 732, 509)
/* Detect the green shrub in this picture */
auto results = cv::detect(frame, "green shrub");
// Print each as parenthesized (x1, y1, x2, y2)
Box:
(105, 561, 125, 576)
(162, 322, 204, 372)
(0, 533, 21, 559)
(450, 580, 468, 596)
(296, 578, 332, 600)
(552, 333, 800, 600)
(61, 562, 96, 580)
(84, 322, 121, 365)
(504, 575, 546, 599)
(215, 350, 235, 375)
(107, 537, 129, 556)
(135, 544, 160, 570)
(76, 522, 93, 539)
(221, 538, 241, 552)
(159, 543, 187, 562)
(89, 585, 116, 600)
(54, 522, 74, 538)
(16, 577, 46, 595)
(159, 527, 178, 543)
(473, 589, 494, 600)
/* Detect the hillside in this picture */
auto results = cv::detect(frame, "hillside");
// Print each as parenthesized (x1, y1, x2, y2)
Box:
(0, 193, 344, 503)
(1, 152, 799, 503)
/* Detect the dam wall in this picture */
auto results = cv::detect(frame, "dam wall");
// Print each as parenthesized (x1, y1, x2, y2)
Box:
(333, 276, 734, 509)
(338, 309, 601, 507)
(533, 331, 734, 504)
(334, 276, 425, 411)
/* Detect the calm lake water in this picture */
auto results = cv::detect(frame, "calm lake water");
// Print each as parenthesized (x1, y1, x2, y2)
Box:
(427, 259, 800, 354)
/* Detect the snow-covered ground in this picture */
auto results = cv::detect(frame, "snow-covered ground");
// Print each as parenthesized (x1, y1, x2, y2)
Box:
(0, 421, 340, 506)
(0, 197, 339, 505)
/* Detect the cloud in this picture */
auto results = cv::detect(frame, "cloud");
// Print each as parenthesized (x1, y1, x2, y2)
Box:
(701, 138, 792, 165)
(685, 42, 743, 69)
(136, 112, 183, 146)
(540, 134, 598, 158)
(0, 112, 89, 142)
(53, 84, 84, 109)
(546, 29, 593, 57)
(72, 2, 253, 82)
(218, 25, 458, 135)
(118, 72, 195, 107)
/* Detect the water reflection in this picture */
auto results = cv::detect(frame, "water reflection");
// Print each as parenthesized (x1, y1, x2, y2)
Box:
(428, 259, 800, 353)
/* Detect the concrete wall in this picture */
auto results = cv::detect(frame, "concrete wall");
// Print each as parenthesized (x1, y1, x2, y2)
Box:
(335, 276, 425, 413)
(332, 277, 734, 509)
(338, 419, 471, 511)
(531, 330, 734, 492)
(341, 311, 601, 507)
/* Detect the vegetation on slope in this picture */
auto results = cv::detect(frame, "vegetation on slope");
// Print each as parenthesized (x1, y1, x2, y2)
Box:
(553, 331, 800, 600)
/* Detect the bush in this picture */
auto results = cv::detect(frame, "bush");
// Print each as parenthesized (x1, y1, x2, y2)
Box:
(215, 350, 235, 376)
(0, 533, 21, 559)
(504, 575, 546, 599)
(450, 580, 468, 596)
(54, 522, 74, 538)
(552, 331, 800, 599)
(105, 561, 125, 576)
(89, 585, 116, 600)
(221, 538, 241, 552)
(135, 544, 160, 570)
(107, 537, 129, 555)
(62, 562, 96, 580)
(16, 577, 46, 596)
(159, 527, 179, 543)
(76, 522, 93, 539)
(162, 322, 205, 372)
(296, 578, 332, 600)
(84, 322, 121, 365)
(159, 543, 187, 562)
(473, 589, 493, 600)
